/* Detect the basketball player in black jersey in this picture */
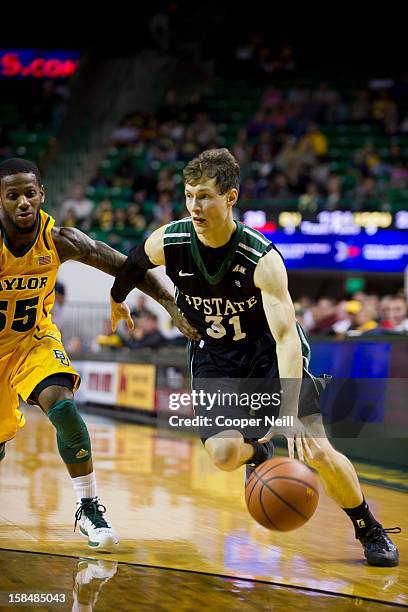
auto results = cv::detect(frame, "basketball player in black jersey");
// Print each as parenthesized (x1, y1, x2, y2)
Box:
(110, 148, 400, 566)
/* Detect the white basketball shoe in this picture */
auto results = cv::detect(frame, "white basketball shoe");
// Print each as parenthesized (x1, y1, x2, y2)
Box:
(75, 497, 119, 551)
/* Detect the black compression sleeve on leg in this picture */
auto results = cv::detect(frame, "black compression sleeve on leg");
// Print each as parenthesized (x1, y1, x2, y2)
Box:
(111, 239, 158, 303)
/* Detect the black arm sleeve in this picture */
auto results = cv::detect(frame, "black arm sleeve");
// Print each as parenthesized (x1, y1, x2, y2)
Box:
(110, 240, 158, 302)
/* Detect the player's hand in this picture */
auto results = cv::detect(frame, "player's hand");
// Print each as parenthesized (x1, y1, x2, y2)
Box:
(166, 302, 201, 341)
(258, 417, 320, 462)
(110, 296, 134, 332)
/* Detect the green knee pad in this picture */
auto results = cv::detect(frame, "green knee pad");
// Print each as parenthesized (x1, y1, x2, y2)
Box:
(0, 443, 5, 462)
(47, 399, 92, 464)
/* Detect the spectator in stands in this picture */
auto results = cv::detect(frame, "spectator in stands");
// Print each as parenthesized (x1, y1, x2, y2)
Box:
(61, 184, 94, 228)
(325, 174, 342, 210)
(331, 300, 356, 335)
(157, 167, 177, 196)
(390, 160, 408, 188)
(389, 144, 405, 167)
(260, 86, 282, 110)
(325, 94, 349, 124)
(310, 160, 330, 191)
(114, 208, 127, 232)
(96, 318, 123, 352)
(354, 176, 378, 210)
(90, 170, 112, 189)
(372, 90, 398, 135)
(121, 311, 165, 350)
(347, 304, 378, 336)
(163, 118, 185, 143)
(62, 208, 77, 228)
(387, 296, 408, 332)
(350, 291, 367, 303)
(52, 281, 66, 333)
(66, 336, 84, 353)
(247, 111, 270, 140)
(128, 203, 147, 233)
(179, 127, 200, 162)
(114, 156, 134, 187)
(274, 135, 299, 172)
(353, 143, 381, 177)
(267, 173, 294, 200)
(298, 122, 328, 160)
(191, 112, 218, 148)
(93, 199, 114, 231)
(313, 82, 339, 122)
(364, 294, 380, 318)
(378, 295, 394, 329)
(256, 149, 274, 179)
(296, 296, 314, 331)
(298, 180, 322, 212)
(239, 176, 261, 200)
(310, 298, 337, 334)
(130, 293, 152, 321)
(234, 33, 264, 76)
(231, 128, 250, 164)
(153, 191, 175, 226)
(110, 118, 139, 145)
(287, 82, 310, 105)
(252, 130, 273, 160)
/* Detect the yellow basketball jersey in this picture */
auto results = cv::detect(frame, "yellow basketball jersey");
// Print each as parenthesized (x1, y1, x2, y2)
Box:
(0, 210, 61, 357)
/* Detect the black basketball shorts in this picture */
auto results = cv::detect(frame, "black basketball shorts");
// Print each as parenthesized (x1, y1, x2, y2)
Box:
(188, 335, 324, 443)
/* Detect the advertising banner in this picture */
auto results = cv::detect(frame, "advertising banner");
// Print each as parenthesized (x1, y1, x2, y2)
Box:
(263, 229, 408, 272)
(117, 363, 156, 411)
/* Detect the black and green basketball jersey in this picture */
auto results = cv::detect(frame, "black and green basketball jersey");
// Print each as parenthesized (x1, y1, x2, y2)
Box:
(163, 218, 281, 348)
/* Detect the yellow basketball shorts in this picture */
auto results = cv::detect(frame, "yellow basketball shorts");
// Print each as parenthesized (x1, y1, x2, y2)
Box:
(0, 329, 80, 444)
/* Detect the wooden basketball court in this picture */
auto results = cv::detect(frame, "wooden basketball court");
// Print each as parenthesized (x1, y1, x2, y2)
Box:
(0, 409, 407, 610)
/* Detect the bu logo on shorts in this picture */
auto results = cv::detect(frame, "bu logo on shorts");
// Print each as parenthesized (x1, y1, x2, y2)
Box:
(53, 349, 70, 366)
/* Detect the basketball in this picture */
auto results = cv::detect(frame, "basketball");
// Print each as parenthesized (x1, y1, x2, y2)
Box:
(245, 457, 319, 531)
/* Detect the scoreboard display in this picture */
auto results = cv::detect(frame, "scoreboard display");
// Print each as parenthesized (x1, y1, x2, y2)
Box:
(244, 210, 408, 272)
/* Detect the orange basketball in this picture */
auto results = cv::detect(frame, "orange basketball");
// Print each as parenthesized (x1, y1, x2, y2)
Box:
(245, 457, 319, 531)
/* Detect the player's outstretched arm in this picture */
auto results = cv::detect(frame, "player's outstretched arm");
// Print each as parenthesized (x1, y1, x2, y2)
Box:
(109, 224, 200, 340)
(53, 226, 199, 339)
(53, 226, 127, 274)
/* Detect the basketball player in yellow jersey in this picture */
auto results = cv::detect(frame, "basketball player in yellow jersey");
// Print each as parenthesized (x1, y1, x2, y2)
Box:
(0, 157, 199, 552)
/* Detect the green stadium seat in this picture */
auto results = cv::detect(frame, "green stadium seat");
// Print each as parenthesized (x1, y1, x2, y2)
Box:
(86, 186, 110, 200)
(108, 186, 133, 200)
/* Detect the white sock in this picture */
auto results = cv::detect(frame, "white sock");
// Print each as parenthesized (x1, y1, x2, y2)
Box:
(72, 472, 97, 503)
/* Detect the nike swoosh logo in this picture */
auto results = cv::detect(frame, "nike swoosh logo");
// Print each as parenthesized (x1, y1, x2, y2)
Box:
(179, 271, 194, 277)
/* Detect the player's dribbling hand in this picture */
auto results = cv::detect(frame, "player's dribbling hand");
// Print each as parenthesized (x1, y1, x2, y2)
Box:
(258, 417, 320, 462)
(110, 297, 134, 332)
(166, 302, 201, 341)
